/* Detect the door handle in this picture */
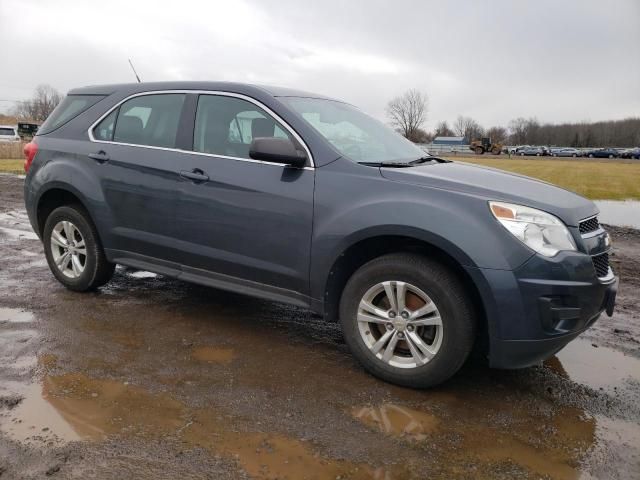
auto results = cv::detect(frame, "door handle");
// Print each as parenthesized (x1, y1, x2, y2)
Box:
(89, 151, 110, 164)
(180, 169, 210, 183)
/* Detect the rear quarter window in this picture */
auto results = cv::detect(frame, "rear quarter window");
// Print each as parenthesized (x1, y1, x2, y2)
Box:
(38, 95, 105, 135)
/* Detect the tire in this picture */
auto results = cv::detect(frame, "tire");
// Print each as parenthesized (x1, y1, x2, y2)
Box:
(43, 205, 115, 291)
(339, 253, 476, 388)
(475, 147, 484, 155)
(589, 154, 594, 158)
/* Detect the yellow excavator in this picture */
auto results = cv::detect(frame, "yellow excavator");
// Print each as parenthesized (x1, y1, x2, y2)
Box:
(469, 137, 503, 155)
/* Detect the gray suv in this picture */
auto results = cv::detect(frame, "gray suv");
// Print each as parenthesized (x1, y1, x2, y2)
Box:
(23, 82, 617, 387)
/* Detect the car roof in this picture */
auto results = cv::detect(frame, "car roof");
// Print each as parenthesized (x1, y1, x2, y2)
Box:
(67, 81, 340, 101)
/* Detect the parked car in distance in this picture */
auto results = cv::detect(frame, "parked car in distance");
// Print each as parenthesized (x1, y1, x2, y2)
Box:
(620, 147, 640, 159)
(552, 148, 581, 157)
(508, 145, 530, 154)
(518, 146, 544, 156)
(23, 81, 617, 388)
(588, 148, 619, 158)
(0, 125, 21, 142)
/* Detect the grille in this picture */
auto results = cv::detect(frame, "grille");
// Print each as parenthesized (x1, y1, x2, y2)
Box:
(579, 216, 600, 235)
(592, 252, 610, 278)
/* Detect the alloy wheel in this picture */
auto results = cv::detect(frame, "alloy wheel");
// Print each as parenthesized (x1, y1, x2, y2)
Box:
(50, 220, 87, 278)
(357, 281, 443, 369)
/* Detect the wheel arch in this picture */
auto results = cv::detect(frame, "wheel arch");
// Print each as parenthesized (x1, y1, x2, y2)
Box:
(320, 232, 488, 352)
(35, 184, 95, 237)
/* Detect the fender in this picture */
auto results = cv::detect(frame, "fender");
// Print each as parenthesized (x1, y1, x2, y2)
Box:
(29, 150, 112, 245)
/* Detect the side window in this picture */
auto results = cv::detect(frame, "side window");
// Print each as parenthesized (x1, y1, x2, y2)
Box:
(109, 94, 186, 148)
(93, 109, 117, 141)
(193, 95, 293, 159)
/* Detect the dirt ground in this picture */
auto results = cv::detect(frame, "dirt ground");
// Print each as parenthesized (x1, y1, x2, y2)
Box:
(0, 173, 639, 479)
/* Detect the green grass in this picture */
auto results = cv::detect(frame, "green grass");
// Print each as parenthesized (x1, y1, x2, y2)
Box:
(446, 157, 640, 200)
(0, 159, 24, 174)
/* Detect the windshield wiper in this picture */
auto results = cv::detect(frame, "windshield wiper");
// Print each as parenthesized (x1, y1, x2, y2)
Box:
(409, 156, 449, 165)
(358, 161, 414, 168)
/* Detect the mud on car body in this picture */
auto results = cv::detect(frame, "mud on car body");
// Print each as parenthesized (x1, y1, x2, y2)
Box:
(23, 81, 618, 387)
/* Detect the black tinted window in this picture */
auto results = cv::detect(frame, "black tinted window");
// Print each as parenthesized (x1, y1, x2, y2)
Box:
(113, 94, 185, 148)
(194, 95, 292, 159)
(39, 95, 105, 134)
(0, 128, 16, 136)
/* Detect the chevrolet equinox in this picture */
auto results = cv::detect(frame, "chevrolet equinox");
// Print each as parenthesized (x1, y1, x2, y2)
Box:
(23, 82, 618, 387)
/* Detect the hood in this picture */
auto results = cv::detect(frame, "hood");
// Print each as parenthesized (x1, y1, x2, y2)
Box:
(380, 161, 597, 227)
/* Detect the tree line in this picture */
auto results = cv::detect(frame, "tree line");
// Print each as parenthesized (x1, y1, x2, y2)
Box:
(387, 89, 640, 147)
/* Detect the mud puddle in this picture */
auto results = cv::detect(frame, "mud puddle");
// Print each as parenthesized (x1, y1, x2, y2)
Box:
(595, 200, 640, 229)
(0, 307, 34, 324)
(1, 371, 402, 479)
(191, 346, 236, 364)
(352, 400, 595, 480)
(547, 337, 640, 391)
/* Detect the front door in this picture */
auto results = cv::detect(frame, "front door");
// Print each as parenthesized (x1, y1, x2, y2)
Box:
(175, 93, 315, 298)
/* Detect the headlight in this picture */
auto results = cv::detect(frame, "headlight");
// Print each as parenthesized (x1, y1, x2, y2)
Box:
(489, 201, 576, 257)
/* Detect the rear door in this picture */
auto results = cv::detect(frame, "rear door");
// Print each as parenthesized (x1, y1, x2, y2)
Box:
(174, 93, 315, 297)
(89, 92, 189, 266)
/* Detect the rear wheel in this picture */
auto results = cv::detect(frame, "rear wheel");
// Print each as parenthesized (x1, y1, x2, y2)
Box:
(475, 146, 484, 155)
(43, 205, 115, 291)
(339, 254, 476, 388)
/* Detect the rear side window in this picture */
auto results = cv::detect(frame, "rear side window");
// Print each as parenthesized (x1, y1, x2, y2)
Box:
(38, 95, 105, 135)
(104, 94, 186, 148)
(0, 127, 16, 136)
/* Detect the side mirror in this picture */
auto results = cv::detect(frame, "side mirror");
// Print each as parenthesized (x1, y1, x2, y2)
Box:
(249, 137, 307, 168)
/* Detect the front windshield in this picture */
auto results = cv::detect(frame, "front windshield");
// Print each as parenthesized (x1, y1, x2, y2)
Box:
(282, 97, 427, 163)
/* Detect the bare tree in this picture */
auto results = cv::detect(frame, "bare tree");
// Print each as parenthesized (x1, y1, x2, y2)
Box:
(434, 120, 454, 137)
(486, 126, 507, 143)
(386, 89, 428, 142)
(453, 115, 483, 142)
(13, 84, 62, 122)
(508, 117, 528, 145)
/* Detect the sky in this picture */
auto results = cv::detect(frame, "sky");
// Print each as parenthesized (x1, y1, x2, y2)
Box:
(0, 0, 638, 130)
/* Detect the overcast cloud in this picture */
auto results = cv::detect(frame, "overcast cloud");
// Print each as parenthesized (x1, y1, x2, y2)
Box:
(1, 0, 638, 128)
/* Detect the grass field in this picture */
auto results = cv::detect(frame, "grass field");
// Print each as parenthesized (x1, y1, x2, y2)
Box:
(0, 159, 24, 174)
(2, 157, 639, 200)
(445, 157, 640, 200)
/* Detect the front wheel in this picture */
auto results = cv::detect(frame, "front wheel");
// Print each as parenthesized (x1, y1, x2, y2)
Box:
(339, 254, 476, 388)
(43, 205, 115, 291)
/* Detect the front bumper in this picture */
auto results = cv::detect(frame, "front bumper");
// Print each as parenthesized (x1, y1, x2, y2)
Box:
(465, 248, 618, 369)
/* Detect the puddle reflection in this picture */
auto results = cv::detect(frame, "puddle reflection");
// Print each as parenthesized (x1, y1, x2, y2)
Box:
(352, 404, 438, 441)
